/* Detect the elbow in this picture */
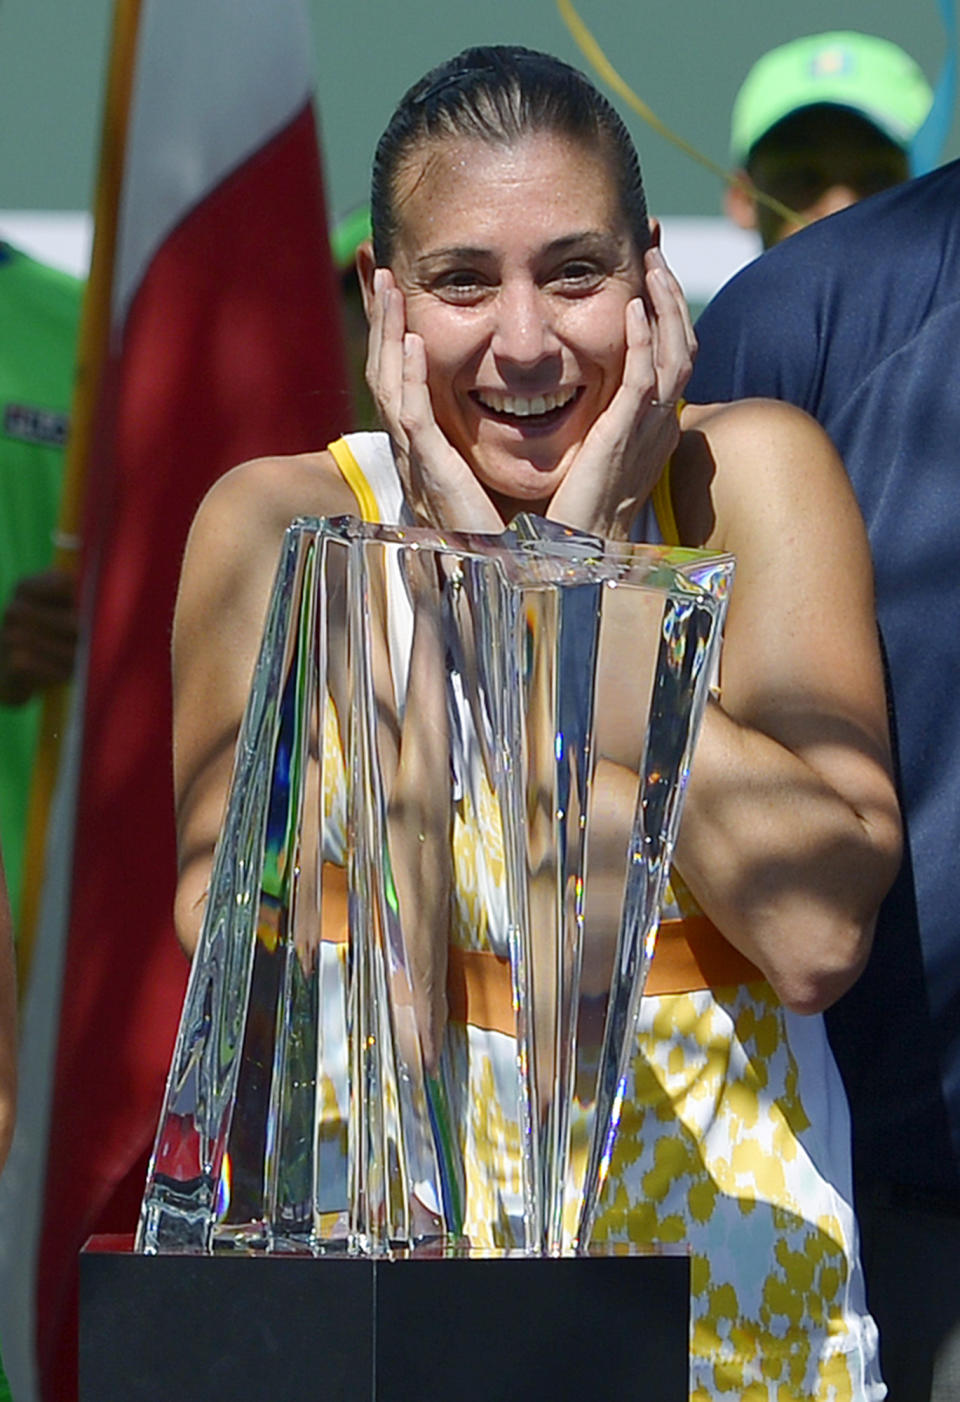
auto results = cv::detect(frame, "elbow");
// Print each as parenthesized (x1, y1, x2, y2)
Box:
(776, 926, 873, 1016)
(778, 811, 902, 1016)
(173, 874, 205, 961)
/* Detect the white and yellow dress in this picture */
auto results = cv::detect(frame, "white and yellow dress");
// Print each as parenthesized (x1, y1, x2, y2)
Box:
(324, 431, 885, 1402)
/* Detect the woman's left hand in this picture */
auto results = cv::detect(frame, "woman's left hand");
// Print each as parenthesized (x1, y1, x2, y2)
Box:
(546, 246, 696, 539)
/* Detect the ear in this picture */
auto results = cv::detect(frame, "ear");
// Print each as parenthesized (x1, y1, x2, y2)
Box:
(355, 239, 378, 321)
(724, 171, 759, 231)
(647, 216, 662, 249)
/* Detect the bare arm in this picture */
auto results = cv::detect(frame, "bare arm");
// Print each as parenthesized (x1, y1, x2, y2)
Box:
(671, 400, 902, 1013)
(172, 452, 355, 955)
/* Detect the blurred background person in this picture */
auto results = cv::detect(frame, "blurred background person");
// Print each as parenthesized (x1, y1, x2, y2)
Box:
(0, 240, 81, 937)
(691, 155, 960, 1402)
(723, 31, 933, 248)
(0, 843, 16, 1402)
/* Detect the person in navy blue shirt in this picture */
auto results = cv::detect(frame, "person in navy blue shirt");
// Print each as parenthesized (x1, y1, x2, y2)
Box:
(688, 158, 960, 1402)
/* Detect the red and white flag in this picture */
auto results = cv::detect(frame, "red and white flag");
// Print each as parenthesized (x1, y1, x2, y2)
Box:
(0, 3, 350, 1398)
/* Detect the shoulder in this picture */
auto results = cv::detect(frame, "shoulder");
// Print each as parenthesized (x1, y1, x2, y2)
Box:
(187, 448, 356, 555)
(692, 163, 960, 405)
(680, 396, 832, 462)
(177, 448, 358, 632)
(674, 399, 859, 552)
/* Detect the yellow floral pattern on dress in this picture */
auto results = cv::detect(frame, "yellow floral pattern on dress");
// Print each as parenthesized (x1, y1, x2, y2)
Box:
(445, 1021, 527, 1247)
(449, 770, 528, 1245)
(319, 696, 878, 1396)
(593, 979, 869, 1399)
(315, 429, 882, 1393)
(450, 777, 507, 955)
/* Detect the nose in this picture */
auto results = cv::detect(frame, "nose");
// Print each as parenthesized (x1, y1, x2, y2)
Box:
(490, 279, 559, 367)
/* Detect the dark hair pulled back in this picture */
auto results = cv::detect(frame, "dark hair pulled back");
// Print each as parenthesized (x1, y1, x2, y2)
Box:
(370, 45, 649, 264)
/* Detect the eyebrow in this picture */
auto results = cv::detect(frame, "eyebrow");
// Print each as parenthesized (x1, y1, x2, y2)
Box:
(411, 230, 625, 269)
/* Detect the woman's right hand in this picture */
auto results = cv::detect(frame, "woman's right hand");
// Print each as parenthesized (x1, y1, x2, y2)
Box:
(365, 268, 504, 533)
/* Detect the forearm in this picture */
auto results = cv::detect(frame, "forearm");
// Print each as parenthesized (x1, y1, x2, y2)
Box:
(673, 699, 901, 1013)
(384, 573, 452, 1073)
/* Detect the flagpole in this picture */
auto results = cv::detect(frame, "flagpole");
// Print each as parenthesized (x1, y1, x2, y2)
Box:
(16, 0, 143, 992)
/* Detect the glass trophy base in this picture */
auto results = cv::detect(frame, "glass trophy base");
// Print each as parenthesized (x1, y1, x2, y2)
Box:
(81, 1234, 689, 1401)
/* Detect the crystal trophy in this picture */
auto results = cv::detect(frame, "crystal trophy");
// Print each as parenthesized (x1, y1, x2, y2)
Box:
(137, 515, 733, 1257)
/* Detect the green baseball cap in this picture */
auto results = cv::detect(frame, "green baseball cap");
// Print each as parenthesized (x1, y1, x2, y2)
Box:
(730, 31, 934, 166)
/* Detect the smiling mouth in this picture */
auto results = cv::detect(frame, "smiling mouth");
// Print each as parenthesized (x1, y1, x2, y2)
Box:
(471, 386, 582, 426)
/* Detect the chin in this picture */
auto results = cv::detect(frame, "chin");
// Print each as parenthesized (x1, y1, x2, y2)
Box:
(479, 462, 567, 512)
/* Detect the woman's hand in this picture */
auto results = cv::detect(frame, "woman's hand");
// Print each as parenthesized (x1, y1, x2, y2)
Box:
(545, 247, 696, 540)
(365, 268, 504, 533)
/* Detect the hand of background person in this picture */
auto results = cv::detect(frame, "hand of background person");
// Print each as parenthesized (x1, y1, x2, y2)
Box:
(0, 567, 78, 706)
(545, 246, 696, 539)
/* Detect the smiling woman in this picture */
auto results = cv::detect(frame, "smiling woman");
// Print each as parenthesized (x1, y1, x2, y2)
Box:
(358, 132, 656, 512)
(171, 45, 900, 1402)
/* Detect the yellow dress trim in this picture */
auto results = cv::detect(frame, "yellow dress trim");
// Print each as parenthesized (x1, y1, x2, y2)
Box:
(328, 435, 381, 523)
(330, 426, 682, 547)
(650, 402, 684, 546)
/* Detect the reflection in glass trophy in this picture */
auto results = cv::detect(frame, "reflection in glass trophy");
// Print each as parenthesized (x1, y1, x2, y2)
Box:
(137, 516, 733, 1257)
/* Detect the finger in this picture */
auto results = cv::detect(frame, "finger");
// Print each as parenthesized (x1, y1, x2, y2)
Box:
(15, 569, 76, 606)
(645, 266, 695, 402)
(364, 266, 386, 397)
(378, 276, 407, 432)
(4, 596, 78, 642)
(400, 332, 447, 446)
(400, 335, 460, 491)
(5, 640, 75, 681)
(577, 299, 656, 458)
(619, 297, 657, 404)
(401, 333, 503, 532)
(365, 269, 408, 446)
(647, 246, 697, 359)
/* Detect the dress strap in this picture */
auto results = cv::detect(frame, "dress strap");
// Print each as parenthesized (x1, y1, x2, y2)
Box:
(649, 401, 685, 546)
(328, 435, 381, 522)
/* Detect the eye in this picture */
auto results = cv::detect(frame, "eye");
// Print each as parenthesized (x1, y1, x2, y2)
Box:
(431, 269, 492, 305)
(549, 259, 606, 293)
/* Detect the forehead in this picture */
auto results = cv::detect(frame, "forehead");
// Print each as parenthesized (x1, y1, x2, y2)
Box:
(390, 130, 627, 257)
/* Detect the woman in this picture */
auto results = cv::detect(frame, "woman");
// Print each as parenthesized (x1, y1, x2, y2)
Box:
(173, 47, 900, 1400)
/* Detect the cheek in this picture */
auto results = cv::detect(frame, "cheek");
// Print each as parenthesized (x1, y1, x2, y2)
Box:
(558, 296, 630, 369)
(409, 308, 484, 399)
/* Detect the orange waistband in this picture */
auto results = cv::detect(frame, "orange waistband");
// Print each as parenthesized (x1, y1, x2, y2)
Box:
(313, 863, 765, 1035)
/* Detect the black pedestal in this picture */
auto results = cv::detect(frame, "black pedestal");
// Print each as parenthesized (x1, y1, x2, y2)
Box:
(80, 1235, 689, 1401)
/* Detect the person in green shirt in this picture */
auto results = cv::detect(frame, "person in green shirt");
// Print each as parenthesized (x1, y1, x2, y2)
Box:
(0, 841, 16, 1402)
(0, 241, 82, 932)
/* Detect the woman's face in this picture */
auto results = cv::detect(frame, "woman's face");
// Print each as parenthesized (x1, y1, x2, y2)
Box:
(387, 130, 646, 512)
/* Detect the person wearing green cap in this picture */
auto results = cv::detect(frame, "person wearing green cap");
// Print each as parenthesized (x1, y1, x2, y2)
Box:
(724, 31, 933, 248)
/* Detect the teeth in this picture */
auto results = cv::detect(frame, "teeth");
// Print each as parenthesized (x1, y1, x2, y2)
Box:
(478, 387, 577, 417)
